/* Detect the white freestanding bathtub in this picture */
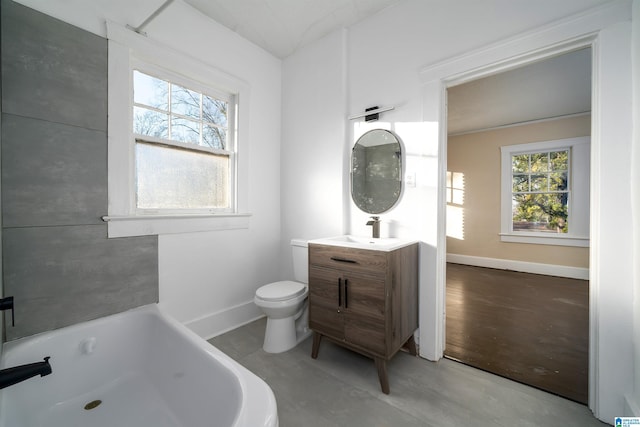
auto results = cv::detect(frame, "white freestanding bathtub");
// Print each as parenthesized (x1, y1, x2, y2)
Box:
(0, 304, 278, 427)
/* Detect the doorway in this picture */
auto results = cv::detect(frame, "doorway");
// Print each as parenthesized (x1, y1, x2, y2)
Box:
(443, 48, 592, 403)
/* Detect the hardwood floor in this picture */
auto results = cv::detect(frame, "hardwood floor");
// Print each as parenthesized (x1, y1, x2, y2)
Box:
(445, 263, 589, 404)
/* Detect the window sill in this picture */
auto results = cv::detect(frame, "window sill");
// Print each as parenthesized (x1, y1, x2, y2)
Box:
(499, 233, 589, 247)
(102, 213, 251, 238)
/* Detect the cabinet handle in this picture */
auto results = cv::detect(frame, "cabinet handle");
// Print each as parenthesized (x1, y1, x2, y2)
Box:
(338, 278, 342, 307)
(344, 279, 349, 308)
(330, 257, 357, 264)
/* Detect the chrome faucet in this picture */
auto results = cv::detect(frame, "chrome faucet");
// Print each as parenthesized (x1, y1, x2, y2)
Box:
(366, 216, 381, 238)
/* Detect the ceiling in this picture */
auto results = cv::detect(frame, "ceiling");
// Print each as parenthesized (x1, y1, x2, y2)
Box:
(181, 0, 592, 132)
(183, 0, 402, 59)
(447, 48, 592, 135)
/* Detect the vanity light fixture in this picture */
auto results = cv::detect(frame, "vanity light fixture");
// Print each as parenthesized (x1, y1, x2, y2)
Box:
(348, 105, 395, 121)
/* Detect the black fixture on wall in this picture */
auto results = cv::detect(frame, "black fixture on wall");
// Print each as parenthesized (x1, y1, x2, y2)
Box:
(348, 105, 395, 121)
(0, 296, 15, 326)
(365, 106, 380, 122)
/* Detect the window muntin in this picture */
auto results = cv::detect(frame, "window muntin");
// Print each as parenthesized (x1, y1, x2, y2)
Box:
(511, 149, 570, 233)
(132, 70, 235, 212)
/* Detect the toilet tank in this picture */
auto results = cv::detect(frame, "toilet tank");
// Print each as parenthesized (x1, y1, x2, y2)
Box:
(290, 239, 308, 284)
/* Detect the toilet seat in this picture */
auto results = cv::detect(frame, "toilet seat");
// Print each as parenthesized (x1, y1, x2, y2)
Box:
(256, 281, 306, 302)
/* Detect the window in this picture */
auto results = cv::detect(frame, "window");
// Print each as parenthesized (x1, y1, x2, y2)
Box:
(511, 149, 569, 233)
(132, 70, 235, 213)
(106, 22, 250, 238)
(500, 137, 590, 247)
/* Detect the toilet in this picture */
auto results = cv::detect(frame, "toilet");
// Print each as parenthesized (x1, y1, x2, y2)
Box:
(254, 239, 311, 353)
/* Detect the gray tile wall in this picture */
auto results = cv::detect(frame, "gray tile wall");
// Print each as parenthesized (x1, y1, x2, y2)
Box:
(1, 0, 159, 341)
(0, 0, 3, 350)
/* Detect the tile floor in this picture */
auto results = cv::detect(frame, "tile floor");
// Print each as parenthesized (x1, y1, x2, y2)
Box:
(209, 318, 608, 427)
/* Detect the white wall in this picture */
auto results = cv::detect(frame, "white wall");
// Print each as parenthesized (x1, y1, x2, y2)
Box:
(594, 17, 634, 421)
(282, 0, 636, 422)
(630, 0, 640, 417)
(279, 30, 347, 277)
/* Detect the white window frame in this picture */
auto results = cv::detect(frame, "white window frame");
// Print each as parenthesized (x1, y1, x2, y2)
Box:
(105, 22, 251, 237)
(500, 137, 590, 247)
(132, 64, 237, 214)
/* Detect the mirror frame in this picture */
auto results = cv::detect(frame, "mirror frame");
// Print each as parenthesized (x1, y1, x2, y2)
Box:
(350, 129, 403, 214)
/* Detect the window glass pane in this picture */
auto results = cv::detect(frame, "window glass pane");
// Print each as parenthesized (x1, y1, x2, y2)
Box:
(549, 172, 568, 191)
(171, 84, 201, 120)
(171, 117, 200, 144)
(530, 174, 547, 191)
(133, 106, 168, 138)
(203, 124, 226, 149)
(512, 174, 528, 192)
(512, 154, 529, 173)
(530, 152, 548, 172)
(133, 71, 168, 110)
(550, 150, 569, 171)
(203, 95, 228, 127)
(512, 193, 568, 233)
(136, 142, 229, 209)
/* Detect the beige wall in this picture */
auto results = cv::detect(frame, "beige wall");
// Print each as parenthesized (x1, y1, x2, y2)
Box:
(447, 115, 590, 268)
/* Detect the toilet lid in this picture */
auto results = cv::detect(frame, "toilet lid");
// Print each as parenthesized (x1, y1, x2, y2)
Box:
(256, 281, 307, 302)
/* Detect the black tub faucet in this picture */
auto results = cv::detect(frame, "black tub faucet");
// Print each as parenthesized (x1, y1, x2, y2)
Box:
(0, 296, 14, 326)
(0, 357, 52, 389)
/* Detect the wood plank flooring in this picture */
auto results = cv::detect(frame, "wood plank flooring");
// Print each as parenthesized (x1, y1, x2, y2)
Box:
(445, 263, 589, 404)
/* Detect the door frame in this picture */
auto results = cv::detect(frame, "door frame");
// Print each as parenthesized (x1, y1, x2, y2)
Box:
(417, 8, 625, 414)
(442, 33, 598, 410)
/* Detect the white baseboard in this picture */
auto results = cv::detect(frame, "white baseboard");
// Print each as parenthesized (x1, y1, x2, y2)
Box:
(446, 253, 589, 280)
(184, 300, 264, 341)
(624, 395, 640, 417)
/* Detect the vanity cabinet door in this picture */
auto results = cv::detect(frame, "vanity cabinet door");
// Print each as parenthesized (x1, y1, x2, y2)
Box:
(342, 273, 387, 356)
(340, 273, 385, 319)
(310, 263, 387, 356)
(344, 314, 386, 356)
(308, 266, 344, 340)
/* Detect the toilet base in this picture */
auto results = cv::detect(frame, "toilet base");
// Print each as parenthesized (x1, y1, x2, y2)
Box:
(262, 317, 312, 354)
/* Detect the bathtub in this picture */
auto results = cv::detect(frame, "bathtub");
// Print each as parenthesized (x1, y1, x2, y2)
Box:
(0, 304, 278, 427)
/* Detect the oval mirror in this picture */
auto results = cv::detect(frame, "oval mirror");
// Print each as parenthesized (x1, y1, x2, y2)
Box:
(351, 129, 403, 214)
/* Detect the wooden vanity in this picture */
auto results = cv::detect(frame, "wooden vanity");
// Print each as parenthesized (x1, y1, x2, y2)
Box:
(307, 239, 418, 394)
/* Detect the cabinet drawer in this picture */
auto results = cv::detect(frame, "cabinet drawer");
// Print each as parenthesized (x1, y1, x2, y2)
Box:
(309, 244, 387, 276)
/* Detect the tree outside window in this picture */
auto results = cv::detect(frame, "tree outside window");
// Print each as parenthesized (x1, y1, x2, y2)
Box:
(511, 149, 569, 233)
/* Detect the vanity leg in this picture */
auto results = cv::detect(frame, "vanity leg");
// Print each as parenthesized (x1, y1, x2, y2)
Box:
(311, 332, 322, 359)
(404, 335, 418, 356)
(374, 358, 390, 394)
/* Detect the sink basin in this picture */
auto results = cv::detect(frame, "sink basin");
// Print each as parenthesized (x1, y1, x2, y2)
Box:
(308, 235, 417, 252)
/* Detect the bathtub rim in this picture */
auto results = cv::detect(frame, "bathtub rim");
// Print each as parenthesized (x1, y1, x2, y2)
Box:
(0, 303, 278, 427)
